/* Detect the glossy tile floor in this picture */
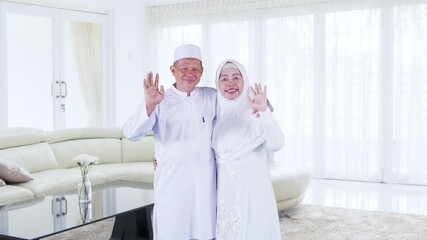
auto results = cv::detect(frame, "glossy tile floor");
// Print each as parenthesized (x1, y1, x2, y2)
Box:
(301, 179, 427, 216)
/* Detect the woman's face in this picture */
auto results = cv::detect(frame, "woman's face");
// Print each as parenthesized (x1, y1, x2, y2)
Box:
(218, 67, 244, 100)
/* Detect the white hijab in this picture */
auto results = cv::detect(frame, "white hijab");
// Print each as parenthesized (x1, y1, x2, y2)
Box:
(212, 60, 266, 163)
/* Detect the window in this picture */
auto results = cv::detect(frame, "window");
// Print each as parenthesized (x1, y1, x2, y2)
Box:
(148, 0, 427, 185)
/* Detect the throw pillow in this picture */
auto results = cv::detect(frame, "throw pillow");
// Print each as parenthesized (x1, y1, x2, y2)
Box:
(0, 159, 34, 183)
(0, 177, 5, 186)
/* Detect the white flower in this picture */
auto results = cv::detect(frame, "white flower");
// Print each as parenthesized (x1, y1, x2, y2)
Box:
(73, 154, 99, 177)
(73, 153, 99, 165)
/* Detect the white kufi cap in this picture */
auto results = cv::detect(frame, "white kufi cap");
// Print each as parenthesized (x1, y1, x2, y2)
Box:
(173, 44, 202, 62)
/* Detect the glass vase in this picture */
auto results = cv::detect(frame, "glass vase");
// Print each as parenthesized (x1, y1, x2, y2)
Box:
(78, 174, 92, 204)
(79, 202, 92, 223)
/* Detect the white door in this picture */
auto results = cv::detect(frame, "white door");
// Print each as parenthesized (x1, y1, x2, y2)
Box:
(59, 9, 107, 129)
(0, 2, 109, 130)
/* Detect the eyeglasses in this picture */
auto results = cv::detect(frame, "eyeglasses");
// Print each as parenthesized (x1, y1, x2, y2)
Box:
(176, 67, 202, 74)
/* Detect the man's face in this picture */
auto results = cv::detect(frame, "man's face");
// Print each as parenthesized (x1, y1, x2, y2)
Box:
(170, 58, 203, 94)
(218, 67, 244, 100)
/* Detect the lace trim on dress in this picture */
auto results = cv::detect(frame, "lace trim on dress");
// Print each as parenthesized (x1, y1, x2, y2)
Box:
(216, 162, 241, 240)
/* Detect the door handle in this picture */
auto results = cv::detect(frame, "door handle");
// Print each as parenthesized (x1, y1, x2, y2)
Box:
(61, 197, 68, 216)
(52, 198, 61, 217)
(54, 81, 62, 98)
(61, 81, 67, 98)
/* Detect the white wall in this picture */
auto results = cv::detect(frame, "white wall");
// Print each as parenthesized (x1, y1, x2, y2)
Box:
(5, 0, 151, 127)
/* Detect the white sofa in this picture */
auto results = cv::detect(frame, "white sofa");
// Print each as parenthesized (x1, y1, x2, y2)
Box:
(0, 127, 310, 210)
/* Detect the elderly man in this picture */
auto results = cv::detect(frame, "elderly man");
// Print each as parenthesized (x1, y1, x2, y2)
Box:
(123, 44, 217, 240)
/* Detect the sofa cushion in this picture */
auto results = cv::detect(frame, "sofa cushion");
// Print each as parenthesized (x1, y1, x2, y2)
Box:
(0, 142, 59, 173)
(51, 138, 121, 168)
(0, 127, 45, 150)
(0, 185, 34, 206)
(50, 139, 122, 168)
(91, 162, 154, 183)
(270, 161, 310, 203)
(47, 128, 123, 168)
(120, 162, 155, 183)
(0, 159, 33, 183)
(46, 127, 122, 143)
(91, 164, 128, 182)
(122, 134, 154, 163)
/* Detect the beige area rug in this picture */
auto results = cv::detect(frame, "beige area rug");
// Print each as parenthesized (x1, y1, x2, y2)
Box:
(279, 204, 427, 240)
(43, 204, 427, 240)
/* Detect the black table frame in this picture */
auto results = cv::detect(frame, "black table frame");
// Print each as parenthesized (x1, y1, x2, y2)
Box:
(110, 203, 154, 240)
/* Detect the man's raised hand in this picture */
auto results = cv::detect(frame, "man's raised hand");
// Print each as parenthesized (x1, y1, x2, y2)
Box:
(144, 72, 164, 116)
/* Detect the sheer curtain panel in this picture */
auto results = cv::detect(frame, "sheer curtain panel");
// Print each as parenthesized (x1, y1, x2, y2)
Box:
(71, 22, 103, 127)
(147, 0, 427, 185)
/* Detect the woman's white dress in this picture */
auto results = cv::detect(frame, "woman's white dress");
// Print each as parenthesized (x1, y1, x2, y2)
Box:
(212, 60, 284, 240)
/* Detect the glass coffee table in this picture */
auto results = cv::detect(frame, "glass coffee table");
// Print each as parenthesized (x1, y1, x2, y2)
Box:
(0, 181, 154, 240)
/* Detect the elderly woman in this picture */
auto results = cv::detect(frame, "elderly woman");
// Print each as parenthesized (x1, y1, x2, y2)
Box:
(212, 60, 284, 240)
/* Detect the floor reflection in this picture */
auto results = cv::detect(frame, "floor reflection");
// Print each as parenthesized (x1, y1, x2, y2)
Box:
(302, 179, 427, 216)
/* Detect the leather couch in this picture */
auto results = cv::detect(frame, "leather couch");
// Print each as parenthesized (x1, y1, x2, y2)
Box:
(0, 127, 310, 210)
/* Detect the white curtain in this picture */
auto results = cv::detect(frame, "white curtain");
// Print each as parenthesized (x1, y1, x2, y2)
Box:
(147, 0, 427, 185)
(391, 3, 427, 185)
(71, 22, 103, 127)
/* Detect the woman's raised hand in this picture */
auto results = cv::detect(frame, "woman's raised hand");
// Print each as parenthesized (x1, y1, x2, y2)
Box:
(248, 83, 268, 114)
(144, 72, 164, 116)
